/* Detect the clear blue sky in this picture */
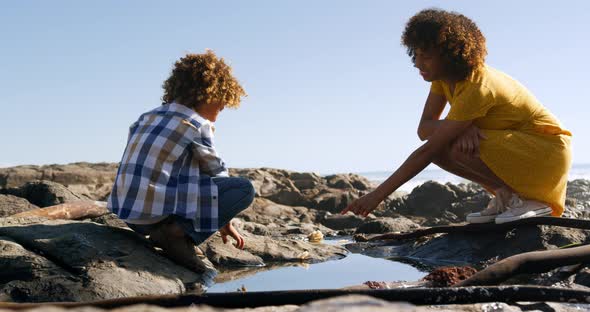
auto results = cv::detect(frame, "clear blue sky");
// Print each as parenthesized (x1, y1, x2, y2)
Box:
(1, 1, 588, 173)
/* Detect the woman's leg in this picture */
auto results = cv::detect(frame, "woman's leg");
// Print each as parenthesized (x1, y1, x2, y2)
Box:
(432, 146, 513, 200)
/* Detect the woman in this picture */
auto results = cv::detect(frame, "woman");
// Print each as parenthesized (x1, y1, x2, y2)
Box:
(342, 9, 572, 224)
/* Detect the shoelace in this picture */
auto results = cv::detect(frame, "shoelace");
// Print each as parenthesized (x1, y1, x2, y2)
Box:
(483, 197, 505, 214)
(507, 193, 524, 209)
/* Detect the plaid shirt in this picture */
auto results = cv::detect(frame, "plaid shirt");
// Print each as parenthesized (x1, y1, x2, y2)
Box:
(107, 102, 228, 232)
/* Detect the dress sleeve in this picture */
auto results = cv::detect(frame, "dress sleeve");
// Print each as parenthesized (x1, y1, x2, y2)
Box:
(430, 80, 445, 95)
(446, 83, 495, 121)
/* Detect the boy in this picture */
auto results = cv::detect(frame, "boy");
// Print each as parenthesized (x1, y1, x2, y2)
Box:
(108, 50, 255, 275)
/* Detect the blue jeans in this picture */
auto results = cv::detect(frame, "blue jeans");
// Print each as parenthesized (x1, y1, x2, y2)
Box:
(127, 177, 255, 245)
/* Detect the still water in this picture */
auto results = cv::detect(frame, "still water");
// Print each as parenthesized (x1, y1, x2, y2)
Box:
(207, 238, 426, 293)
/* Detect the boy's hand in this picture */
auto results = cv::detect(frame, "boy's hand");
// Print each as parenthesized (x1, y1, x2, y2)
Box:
(220, 220, 245, 249)
(452, 125, 487, 157)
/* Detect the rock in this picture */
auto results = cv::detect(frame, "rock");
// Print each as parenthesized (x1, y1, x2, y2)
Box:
(352, 225, 590, 268)
(564, 179, 590, 218)
(316, 212, 366, 230)
(573, 266, 590, 288)
(403, 181, 457, 218)
(0, 194, 38, 217)
(450, 192, 492, 219)
(373, 192, 407, 218)
(201, 232, 348, 265)
(567, 179, 590, 205)
(347, 174, 373, 191)
(0, 217, 206, 302)
(0, 235, 90, 302)
(311, 190, 358, 213)
(422, 211, 461, 226)
(240, 221, 273, 236)
(236, 198, 336, 238)
(0, 162, 118, 200)
(88, 213, 130, 229)
(230, 168, 308, 206)
(289, 172, 323, 190)
(446, 182, 485, 200)
(230, 168, 370, 210)
(297, 295, 416, 312)
(325, 174, 372, 191)
(0, 236, 73, 284)
(202, 233, 265, 267)
(354, 217, 420, 234)
(0, 166, 43, 188)
(237, 198, 319, 233)
(542, 226, 590, 248)
(5, 180, 84, 207)
(325, 175, 354, 189)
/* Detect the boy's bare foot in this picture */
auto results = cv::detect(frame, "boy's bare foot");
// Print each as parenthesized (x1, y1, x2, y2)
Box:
(149, 222, 217, 276)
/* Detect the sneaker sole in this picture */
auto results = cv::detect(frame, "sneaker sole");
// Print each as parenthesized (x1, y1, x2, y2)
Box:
(466, 214, 497, 224)
(495, 207, 552, 224)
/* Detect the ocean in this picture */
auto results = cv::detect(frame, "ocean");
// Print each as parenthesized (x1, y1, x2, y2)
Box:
(357, 163, 590, 193)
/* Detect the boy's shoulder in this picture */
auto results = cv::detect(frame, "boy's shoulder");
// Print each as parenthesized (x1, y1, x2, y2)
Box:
(137, 103, 211, 130)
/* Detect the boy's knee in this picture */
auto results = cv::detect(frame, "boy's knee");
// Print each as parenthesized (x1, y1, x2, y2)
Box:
(241, 179, 256, 204)
(226, 177, 255, 203)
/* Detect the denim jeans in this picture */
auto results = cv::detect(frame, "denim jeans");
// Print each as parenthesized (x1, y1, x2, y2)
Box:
(126, 177, 255, 245)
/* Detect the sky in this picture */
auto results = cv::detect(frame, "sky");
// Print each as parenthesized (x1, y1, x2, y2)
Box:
(1, 1, 588, 174)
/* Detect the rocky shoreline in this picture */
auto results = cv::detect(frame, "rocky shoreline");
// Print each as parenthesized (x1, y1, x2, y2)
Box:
(1, 163, 590, 311)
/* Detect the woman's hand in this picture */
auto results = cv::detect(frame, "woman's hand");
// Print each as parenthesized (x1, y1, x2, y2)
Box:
(340, 191, 383, 217)
(219, 219, 245, 249)
(451, 125, 487, 157)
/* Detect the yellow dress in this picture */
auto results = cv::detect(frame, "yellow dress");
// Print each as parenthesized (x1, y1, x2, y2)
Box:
(431, 64, 572, 216)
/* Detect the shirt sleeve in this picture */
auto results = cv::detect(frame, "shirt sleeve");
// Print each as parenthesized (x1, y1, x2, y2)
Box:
(191, 122, 229, 177)
(430, 80, 445, 95)
(446, 83, 495, 121)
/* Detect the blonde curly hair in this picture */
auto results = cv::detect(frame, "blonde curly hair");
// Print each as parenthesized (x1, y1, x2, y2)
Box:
(162, 50, 246, 109)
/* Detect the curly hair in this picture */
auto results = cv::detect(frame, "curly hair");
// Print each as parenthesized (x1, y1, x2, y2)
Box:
(401, 9, 487, 80)
(162, 50, 246, 109)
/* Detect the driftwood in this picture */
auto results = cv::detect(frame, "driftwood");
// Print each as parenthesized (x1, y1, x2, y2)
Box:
(10, 201, 109, 220)
(356, 217, 590, 244)
(1, 286, 590, 309)
(456, 244, 590, 286)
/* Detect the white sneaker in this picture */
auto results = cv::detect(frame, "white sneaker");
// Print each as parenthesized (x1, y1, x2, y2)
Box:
(466, 196, 505, 224)
(494, 194, 552, 224)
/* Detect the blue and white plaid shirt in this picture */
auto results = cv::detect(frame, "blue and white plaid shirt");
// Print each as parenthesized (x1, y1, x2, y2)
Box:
(107, 102, 228, 232)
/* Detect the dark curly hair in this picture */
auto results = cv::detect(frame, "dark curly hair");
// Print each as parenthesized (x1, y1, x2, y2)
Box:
(162, 50, 246, 109)
(401, 9, 487, 80)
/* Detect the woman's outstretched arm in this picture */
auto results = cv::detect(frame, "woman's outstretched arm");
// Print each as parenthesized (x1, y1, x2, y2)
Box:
(342, 118, 473, 216)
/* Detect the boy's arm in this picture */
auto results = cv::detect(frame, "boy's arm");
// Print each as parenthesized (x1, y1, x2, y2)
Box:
(191, 123, 229, 177)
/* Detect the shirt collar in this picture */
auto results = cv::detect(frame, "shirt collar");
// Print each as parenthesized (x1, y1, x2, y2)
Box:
(166, 102, 211, 125)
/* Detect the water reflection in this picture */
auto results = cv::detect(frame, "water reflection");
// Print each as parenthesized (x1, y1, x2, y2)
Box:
(208, 251, 427, 293)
